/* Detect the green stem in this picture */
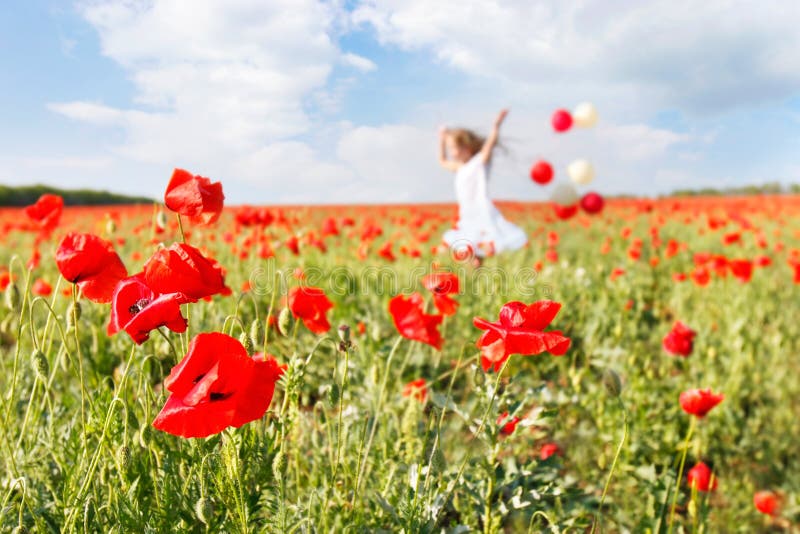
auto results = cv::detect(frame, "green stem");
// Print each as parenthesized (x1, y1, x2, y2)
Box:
(667, 417, 696, 534)
(484, 450, 497, 534)
(332, 347, 350, 480)
(351, 336, 403, 507)
(71, 285, 90, 441)
(156, 327, 181, 362)
(64, 345, 137, 530)
(591, 397, 629, 534)
(434, 357, 510, 527)
(176, 213, 186, 243)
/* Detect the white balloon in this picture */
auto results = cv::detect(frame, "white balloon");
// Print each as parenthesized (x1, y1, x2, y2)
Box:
(567, 159, 595, 185)
(572, 102, 598, 128)
(551, 182, 579, 206)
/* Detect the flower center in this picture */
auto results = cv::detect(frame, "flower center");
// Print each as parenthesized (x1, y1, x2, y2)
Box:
(128, 298, 151, 316)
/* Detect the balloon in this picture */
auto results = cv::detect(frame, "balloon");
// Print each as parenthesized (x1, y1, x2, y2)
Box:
(551, 109, 573, 133)
(572, 102, 598, 128)
(553, 203, 578, 220)
(567, 159, 594, 185)
(551, 182, 579, 206)
(530, 160, 554, 185)
(580, 192, 604, 214)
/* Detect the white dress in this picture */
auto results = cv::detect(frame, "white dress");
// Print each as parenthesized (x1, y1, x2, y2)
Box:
(443, 153, 528, 257)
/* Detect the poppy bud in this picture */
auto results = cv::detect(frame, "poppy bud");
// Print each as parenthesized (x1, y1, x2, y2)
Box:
(66, 301, 82, 328)
(338, 324, 350, 344)
(602, 369, 622, 397)
(249, 319, 264, 344)
(473, 364, 486, 387)
(156, 210, 168, 229)
(327, 383, 340, 408)
(239, 332, 254, 356)
(11, 526, 29, 534)
(0, 314, 14, 336)
(106, 218, 116, 235)
(278, 308, 294, 336)
(137, 426, 150, 448)
(272, 450, 287, 479)
(429, 447, 446, 472)
(30, 349, 49, 381)
(117, 445, 131, 471)
(194, 497, 214, 526)
(5, 283, 20, 311)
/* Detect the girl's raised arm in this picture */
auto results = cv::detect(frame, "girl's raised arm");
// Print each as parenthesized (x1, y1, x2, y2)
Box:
(480, 109, 508, 164)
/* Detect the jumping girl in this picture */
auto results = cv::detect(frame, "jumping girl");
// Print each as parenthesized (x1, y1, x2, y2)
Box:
(438, 109, 527, 257)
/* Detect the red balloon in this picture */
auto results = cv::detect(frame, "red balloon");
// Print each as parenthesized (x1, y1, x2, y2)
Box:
(553, 203, 578, 220)
(530, 160, 554, 185)
(580, 192, 604, 214)
(551, 109, 573, 133)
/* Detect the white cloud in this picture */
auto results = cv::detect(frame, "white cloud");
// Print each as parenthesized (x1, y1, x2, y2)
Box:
(47, 101, 126, 125)
(32, 0, 796, 203)
(353, 0, 800, 113)
(48, 0, 362, 202)
(337, 124, 451, 202)
(341, 52, 377, 72)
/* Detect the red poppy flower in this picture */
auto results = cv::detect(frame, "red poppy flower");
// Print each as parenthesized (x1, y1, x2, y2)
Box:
(691, 267, 710, 286)
(679, 388, 724, 418)
(56, 233, 128, 303)
(107, 274, 188, 344)
(422, 272, 460, 316)
(288, 286, 333, 334)
(0, 271, 11, 291)
(753, 491, 780, 516)
(402, 378, 428, 402)
(540, 442, 561, 460)
(164, 168, 224, 225)
(285, 235, 300, 255)
(729, 259, 753, 282)
(388, 293, 443, 349)
(687, 461, 718, 492)
(31, 278, 52, 296)
(473, 301, 570, 372)
(24, 194, 63, 233)
(153, 333, 284, 438)
(378, 241, 396, 261)
(497, 412, 520, 435)
(321, 217, 339, 237)
(754, 255, 771, 268)
(663, 321, 696, 357)
(143, 243, 230, 301)
(722, 232, 741, 245)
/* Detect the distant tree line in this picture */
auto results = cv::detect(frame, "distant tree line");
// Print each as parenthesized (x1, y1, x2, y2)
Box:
(665, 181, 800, 197)
(0, 184, 154, 206)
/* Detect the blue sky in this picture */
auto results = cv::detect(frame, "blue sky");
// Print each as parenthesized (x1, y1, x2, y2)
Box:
(1, 0, 799, 204)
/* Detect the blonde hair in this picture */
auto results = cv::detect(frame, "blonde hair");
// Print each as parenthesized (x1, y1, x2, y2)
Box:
(448, 128, 485, 156)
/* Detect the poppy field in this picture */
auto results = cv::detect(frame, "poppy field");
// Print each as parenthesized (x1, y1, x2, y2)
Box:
(0, 174, 799, 532)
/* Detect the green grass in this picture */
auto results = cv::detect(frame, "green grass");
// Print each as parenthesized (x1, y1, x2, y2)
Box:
(0, 200, 798, 532)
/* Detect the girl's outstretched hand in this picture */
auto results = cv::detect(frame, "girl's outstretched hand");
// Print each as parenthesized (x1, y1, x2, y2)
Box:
(438, 125, 448, 138)
(494, 109, 509, 128)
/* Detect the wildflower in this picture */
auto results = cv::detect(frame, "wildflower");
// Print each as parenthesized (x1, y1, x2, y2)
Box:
(389, 293, 443, 349)
(153, 333, 284, 438)
(473, 300, 570, 372)
(164, 168, 224, 224)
